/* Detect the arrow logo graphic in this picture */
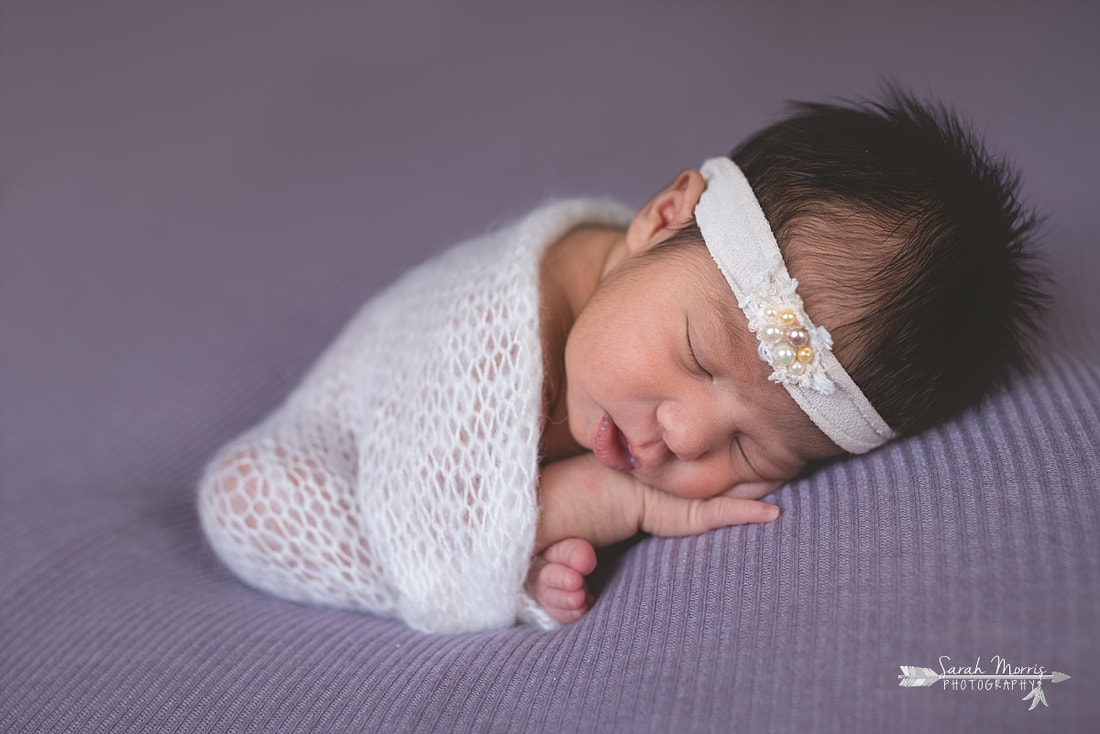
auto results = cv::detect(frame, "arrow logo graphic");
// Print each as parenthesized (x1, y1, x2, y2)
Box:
(897, 666, 1070, 711)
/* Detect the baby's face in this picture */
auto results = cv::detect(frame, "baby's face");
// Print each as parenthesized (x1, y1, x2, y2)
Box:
(564, 242, 841, 499)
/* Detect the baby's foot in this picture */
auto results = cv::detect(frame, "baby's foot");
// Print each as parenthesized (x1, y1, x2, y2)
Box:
(527, 537, 598, 624)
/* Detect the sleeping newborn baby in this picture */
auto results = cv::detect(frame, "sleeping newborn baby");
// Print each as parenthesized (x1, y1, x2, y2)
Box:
(197, 89, 1044, 633)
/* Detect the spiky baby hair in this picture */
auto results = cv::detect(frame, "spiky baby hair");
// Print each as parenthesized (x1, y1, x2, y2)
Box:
(728, 85, 1048, 435)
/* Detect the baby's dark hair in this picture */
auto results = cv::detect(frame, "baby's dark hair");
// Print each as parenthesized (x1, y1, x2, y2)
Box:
(680, 87, 1047, 437)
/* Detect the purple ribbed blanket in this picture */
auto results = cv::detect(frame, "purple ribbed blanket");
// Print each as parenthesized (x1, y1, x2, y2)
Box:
(2, 2, 1097, 731)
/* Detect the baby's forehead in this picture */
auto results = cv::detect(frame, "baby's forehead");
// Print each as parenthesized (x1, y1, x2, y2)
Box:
(679, 246, 749, 347)
(646, 242, 743, 326)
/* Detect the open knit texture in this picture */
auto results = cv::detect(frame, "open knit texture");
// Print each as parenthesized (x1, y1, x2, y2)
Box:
(197, 200, 634, 633)
(5, 4, 1099, 732)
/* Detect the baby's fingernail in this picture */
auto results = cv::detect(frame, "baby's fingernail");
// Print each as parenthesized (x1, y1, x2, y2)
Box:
(765, 505, 781, 521)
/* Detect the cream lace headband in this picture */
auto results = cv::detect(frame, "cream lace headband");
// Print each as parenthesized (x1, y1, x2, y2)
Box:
(694, 156, 896, 453)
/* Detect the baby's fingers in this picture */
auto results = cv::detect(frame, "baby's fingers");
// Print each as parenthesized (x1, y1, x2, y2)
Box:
(639, 489, 780, 538)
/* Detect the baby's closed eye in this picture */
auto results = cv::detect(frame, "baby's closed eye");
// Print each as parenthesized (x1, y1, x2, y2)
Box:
(733, 435, 765, 480)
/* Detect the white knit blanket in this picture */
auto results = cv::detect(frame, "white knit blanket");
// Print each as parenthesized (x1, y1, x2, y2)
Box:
(198, 199, 634, 633)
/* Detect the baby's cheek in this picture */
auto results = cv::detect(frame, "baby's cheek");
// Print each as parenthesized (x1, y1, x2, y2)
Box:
(643, 461, 740, 500)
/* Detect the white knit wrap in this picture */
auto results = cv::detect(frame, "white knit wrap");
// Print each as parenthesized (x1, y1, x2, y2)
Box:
(198, 199, 634, 634)
(695, 157, 896, 453)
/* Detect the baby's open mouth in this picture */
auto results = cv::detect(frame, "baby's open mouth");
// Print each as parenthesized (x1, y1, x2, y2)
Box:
(593, 413, 637, 471)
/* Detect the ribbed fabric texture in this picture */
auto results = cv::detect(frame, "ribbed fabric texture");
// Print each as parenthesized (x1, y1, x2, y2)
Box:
(4, 2, 1098, 731)
(3, 345, 1097, 732)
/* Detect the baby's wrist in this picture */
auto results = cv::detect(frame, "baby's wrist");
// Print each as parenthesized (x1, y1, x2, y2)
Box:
(535, 454, 645, 552)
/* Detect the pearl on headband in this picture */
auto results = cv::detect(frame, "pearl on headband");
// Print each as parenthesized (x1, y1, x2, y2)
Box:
(738, 256, 835, 395)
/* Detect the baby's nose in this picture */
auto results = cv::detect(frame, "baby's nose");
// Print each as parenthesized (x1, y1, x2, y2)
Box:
(656, 402, 709, 462)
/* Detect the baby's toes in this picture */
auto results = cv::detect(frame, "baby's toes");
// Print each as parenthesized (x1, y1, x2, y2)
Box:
(542, 537, 597, 576)
(539, 560, 585, 593)
(533, 562, 592, 624)
(529, 538, 599, 624)
(540, 582, 588, 614)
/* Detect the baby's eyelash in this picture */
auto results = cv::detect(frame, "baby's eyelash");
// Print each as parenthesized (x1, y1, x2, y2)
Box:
(735, 436, 765, 480)
(686, 324, 711, 377)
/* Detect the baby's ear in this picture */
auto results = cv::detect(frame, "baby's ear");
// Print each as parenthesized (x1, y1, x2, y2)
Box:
(626, 168, 706, 254)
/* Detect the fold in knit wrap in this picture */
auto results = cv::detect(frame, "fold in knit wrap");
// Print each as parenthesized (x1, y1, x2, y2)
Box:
(198, 200, 635, 633)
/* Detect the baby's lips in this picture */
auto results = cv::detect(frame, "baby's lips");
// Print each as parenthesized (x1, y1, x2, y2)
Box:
(592, 413, 635, 471)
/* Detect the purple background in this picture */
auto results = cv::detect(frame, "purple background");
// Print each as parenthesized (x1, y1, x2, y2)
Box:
(2, 2, 1098, 732)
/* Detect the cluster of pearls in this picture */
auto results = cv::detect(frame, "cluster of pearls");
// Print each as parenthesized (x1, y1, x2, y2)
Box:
(760, 307, 815, 377)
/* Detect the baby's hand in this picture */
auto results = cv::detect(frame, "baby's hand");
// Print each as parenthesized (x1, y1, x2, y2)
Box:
(533, 454, 782, 623)
(526, 538, 597, 625)
(536, 453, 780, 554)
